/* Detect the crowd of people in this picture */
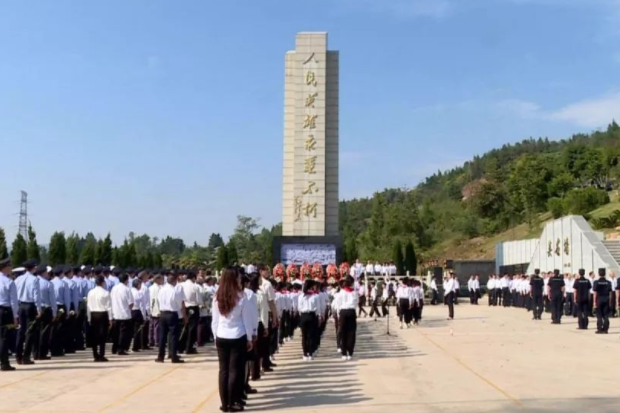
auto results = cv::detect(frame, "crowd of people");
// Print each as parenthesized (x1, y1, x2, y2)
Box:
(485, 268, 620, 334)
(0, 258, 363, 412)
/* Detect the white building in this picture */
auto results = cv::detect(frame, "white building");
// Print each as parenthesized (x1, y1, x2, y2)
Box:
(495, 215, 620, 275)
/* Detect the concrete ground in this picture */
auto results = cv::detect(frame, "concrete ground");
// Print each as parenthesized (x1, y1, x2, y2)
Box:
(1, 302, 619, 413)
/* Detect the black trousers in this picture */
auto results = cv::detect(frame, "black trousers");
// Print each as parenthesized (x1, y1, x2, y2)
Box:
(299, 313, 317, 357)
(472, 290, 479, 305)
(551, 296, 563, 323)
(16, 302, 37, 361)
(75, 300, 87, 350)
(216, 336, 247, 409)
(131, 310, 145, 351)
(533, 295, 543, 319)
(381, 299, 388, 316)
(252, 322, 265, 380)
(398, 299, 411, 324)
(358, 296, 368, 316)
(0, 306, 15, 367)
(35, 307, 53, 359)
(158, 311, 179, 360)
(89, 312, 109, 359)
(445, 292, 454, 319)
(50, 305, 66, 356)
(259, 321, 271, 370)
(179, 305, 199, 353)
(198, 316, 212, 345)
(279, 310, 290, 344)
(576, 301, 589, 329)
(369, 299, 380, 317)
(596, 301, 610, 332)
(339, 309, 357, 356)
(431, 290, 438, 305)
(565, 293, 574, 316)
(112, 319, 132, 353)
(502, 288, 510, 307)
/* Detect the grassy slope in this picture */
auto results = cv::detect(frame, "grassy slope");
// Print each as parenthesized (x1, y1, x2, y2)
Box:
(434, 195, 620, 260)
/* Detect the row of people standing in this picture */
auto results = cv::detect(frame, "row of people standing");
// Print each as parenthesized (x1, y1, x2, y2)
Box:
(489, 269, 620, 335)
(395, 277, 424, 328)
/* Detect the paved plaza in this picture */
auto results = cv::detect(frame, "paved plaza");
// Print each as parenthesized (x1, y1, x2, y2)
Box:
(1, 303, 619, 413)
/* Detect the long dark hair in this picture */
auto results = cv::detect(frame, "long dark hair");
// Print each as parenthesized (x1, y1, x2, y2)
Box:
(216, 267, 242, 316)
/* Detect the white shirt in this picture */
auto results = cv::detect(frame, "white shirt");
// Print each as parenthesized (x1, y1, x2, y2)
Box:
(334, 289, 358, 310)
(365, 264, 374, 274)
(149, 283, 161, 317)
(396, 285, 411, 299)
(472, 279, 480, 290)
(131, 287, 147, 318)
(500, 278, 510, 288)
(358, 285, 366, 296)
(182, 279, 203, 307)
(110, 283, 133, 320)
(86, 286, 112, 322)
(488, 278, 496, 289)
(261, 277, 276, 303)
(430, 279, 437, 291)
(211, 293, 254, 342)
(244, 288, 259, 337)
(256, 290, 270, 326)
(374, 264, 382, 274)
(298, 293, 319, 313)
(158, 283, 184, 312)
(443, 279, 455, 297)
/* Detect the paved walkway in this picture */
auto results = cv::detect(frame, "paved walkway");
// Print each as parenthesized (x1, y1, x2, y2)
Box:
(1, 303, 620, 413)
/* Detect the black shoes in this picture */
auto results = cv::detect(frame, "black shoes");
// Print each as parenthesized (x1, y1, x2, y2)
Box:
(171, 358, 185, 364)
(0, 365, 16, 371)
(117, 351, 129, 356)
(155, 358, 164, 363)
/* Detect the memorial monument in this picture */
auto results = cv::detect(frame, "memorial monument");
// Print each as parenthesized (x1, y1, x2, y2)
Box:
(273, 32, 342, 265)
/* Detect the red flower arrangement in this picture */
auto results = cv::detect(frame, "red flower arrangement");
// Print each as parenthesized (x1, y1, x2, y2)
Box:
(339, 262, 350, 279)
(273, 263, 286, 282)
(286, 264, 299, 281)
(300, 263, 312, 279)
(311, 263, 324, 279)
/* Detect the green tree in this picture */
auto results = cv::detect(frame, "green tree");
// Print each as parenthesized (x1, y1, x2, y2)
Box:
(112, 246, 120, 266)
(48, 232, 66, 266)
(0, 227, 9, 261)
(66, 233, 80, 265)
(208, 233, 225, 249)
(565, 187, 609, 215)
(80, 237, 97, 265)
(228, 242, 239, 265)
(393, 240, 404, 276)
(39, 246, 48, 264)
(11, 233, 28, 267)
(229, 216, 260, 262)
(547, 197, 567, 219)
(216, 245, 229, 270)
(344, 237, 358, 263)
(26, 224, 40, 262)
(153, 252, 163, 268)
(99, 234, 113, 266)
(404, 240, 417, 275)
(548, 172, 575, 198)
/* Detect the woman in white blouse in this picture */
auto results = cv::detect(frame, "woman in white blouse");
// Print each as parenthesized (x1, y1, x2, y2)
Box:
(211, 267, 254, 413)
(334, 276, 358, 360)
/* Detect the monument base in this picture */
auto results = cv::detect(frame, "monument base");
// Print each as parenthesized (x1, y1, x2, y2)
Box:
(273, 236, 343, 266)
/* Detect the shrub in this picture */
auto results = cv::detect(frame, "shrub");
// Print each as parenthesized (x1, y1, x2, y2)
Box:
(564, 187, 609, 215)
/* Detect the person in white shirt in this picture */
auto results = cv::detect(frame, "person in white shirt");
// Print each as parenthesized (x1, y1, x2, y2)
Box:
(87, 275, 112, 362)
(156, 273, 186, 364)
(411, 279, 423, 324)
(365, 261, 374, 277)
(298, 279, 320, 361)
(148, 274, 163, 347)
(130, 279, 147, 352)
(211, 267, 254, 411)
(468, 276, 475, 304)
(564, 273, 575, 316)
(472, 275, 481, 305)
(259, 265, 278, 369)
(110, 274, 134, 356)
(138, 272, 151, 350)
(443, 273, 456, 320)
(396, 278, 412, 329)
(374, 262, 382, 276)
(332, 276, 358, 360)
(430, 278, 438, 305)
(180, 272, 203, 355)
(357, 280, 368, 318)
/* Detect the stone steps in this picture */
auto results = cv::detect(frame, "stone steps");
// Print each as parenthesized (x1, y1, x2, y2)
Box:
(603, 240, 620, 267)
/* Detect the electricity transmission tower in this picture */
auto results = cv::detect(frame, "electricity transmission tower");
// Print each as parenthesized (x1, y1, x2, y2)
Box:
(19, 191, 28, 239)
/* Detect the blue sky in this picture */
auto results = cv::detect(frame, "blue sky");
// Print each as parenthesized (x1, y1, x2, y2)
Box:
(1, 0, 620, 246)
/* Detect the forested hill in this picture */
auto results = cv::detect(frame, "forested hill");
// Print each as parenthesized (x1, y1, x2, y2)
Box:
(338, 121, 620, 264)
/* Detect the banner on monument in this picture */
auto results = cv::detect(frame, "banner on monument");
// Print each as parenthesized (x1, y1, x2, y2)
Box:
(281, 243, 336, 265)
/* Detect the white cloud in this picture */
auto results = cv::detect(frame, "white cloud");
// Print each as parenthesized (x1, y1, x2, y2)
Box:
(339, 0, 454, 18)
(547, 91, 620, 128)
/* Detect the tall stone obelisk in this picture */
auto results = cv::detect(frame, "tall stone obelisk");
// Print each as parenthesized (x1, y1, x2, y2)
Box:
(282, 32, 339, 237)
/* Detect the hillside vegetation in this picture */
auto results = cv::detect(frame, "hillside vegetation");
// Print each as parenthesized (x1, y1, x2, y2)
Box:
(338, 121, 620, 264)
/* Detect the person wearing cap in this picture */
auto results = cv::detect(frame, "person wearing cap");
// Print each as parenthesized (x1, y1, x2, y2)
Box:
(548, 269, 565, 324)
(0, 258, 19, 371)
(33, 264, 56, 360)
(50, 265, 70, 357)
(14, 260, 41, 365)
(110, 273, 134, 356)
(574, 269, 591, 330)
(593, 268, 612, 334)
(149, 273, 163, 348)
(87, 274, 112, 362)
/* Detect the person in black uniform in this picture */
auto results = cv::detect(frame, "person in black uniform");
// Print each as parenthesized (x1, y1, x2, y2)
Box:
(548, 269, 565, 324)
(593, 268, 612, 334)
(573, 269, 591, 330)
(529, 269, 544, 320)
